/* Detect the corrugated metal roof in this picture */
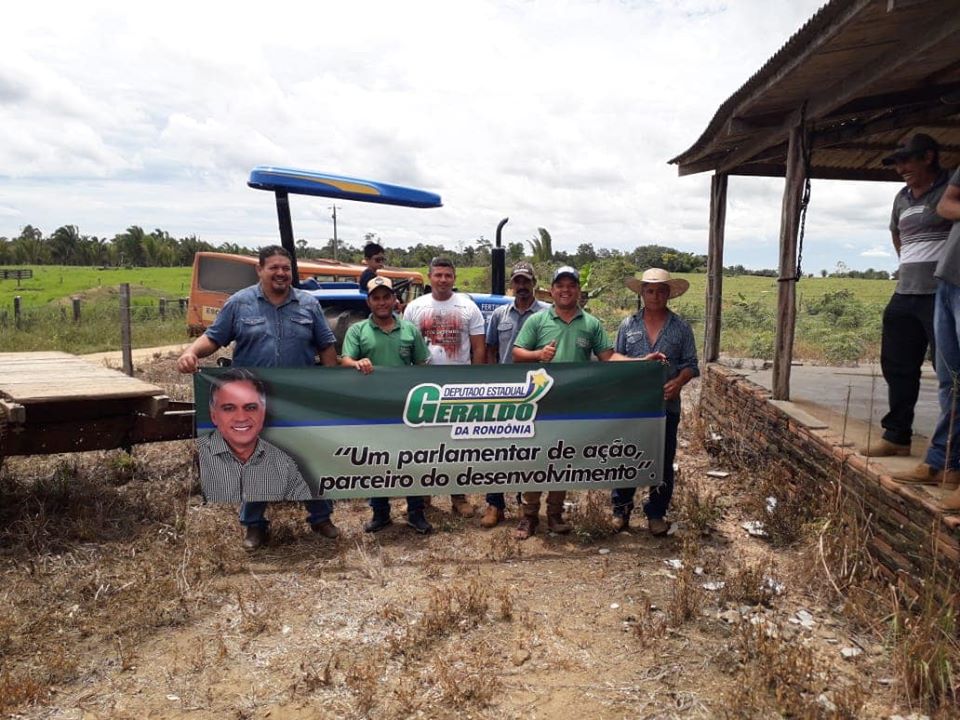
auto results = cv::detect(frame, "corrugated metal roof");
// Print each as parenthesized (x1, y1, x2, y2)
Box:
(671, 0, 960, 180)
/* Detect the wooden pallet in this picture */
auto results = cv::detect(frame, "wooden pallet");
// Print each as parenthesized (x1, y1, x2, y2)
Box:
(0, 352, 193, 457)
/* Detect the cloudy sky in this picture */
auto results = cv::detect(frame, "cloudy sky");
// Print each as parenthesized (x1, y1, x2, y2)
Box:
(2, 0, 906, 272)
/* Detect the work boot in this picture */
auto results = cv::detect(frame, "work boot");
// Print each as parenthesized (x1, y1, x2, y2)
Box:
(648, 518, 672, 537)
(480, 505, 505, 528)
(515, 514, 539, 540)
(858, 437, 911, 457)
(243, 525, 267, 550)
(612, 511, 631, 532)
(892, 462, 941, 486)
(546, 512, 572, 534)
(406, 512, 433, 535)
(944, 469, 960, 491)
(364, 514, 392, 533)
(311, 519, 341, 539)
(451, 494, 476, 518)
(940, 485, 960, 512)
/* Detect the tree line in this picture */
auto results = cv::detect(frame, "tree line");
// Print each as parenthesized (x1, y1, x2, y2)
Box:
(0, 223, 889, 279)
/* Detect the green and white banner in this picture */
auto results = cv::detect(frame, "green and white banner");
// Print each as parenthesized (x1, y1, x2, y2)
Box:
(195, 362, 665, 501)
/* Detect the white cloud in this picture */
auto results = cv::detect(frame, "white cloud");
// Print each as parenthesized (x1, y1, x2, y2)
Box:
(861, 247, 893, 258)
(1, 0, 901, 269)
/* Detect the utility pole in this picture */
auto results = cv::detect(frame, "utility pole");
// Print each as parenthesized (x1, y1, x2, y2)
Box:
(329, 205, 340, 260)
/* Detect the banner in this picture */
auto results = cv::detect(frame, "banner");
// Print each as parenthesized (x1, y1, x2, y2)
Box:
(194, 362, 665, 502)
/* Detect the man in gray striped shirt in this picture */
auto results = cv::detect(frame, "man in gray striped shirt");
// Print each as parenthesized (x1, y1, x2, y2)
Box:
(860, 133, 950, 457)
(198, 369, 315, 504)
(862, 133, 951, 459)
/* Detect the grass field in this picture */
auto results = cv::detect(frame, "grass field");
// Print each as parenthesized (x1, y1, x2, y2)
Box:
(0, 265, 192, 307)
(0, 264, 895, 361)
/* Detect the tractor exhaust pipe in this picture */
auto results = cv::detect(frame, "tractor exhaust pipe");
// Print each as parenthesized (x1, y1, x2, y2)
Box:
(492, 217, 508, 295)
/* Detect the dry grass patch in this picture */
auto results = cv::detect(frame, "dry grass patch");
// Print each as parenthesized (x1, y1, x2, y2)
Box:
(718, 620, 866, 718)
(568, 490, 613, 540)
(675, 476, 724, 536)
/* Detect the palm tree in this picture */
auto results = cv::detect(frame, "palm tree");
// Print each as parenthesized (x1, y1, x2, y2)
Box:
(526, 227, 554, 262)
(49, 225, 82, 265)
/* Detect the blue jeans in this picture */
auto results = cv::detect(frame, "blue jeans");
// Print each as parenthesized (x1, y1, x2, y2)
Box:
(239, 499, 333, 529)
(925, 280, 960, 471)
(486, 493, 506, 509)
(370, 496, 425, 517)
(611, 412, 680, 520)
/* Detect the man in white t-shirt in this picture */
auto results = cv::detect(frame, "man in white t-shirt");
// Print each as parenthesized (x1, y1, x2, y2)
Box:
(403, 256, 486, 517)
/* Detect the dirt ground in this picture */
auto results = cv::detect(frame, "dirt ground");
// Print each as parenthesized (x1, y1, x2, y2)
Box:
(0, 353, 945, 719)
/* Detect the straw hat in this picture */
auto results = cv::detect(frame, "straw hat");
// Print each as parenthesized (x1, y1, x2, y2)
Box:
(624, 268, 690, 299)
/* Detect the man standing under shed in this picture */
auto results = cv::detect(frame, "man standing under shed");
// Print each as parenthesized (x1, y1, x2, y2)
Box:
(481, 260, 549, 528)
(340, 276, 434, 534)
(861, 134, 951, 461)
(178, 245, 340, 549)
(403, 256, 486, 518)
(911, 141, 960, 507)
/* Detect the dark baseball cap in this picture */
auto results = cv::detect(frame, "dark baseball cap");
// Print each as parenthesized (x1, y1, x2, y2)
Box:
(510, 261, 535, 280)
(882, 133, 939, 166)
(552, 265, 580, 284)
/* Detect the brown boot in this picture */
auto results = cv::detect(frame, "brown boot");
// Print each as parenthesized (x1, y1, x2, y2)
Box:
(944, 470, 960, 491)
(858, 437, 911, 457)
(940, 485, 960, 511)
(451, 494, 476, 518)
(515, 514, 538, 540)
(546, 513, 572, 534)
(892, 462, 941, 486)
(480, 505, 505, 528)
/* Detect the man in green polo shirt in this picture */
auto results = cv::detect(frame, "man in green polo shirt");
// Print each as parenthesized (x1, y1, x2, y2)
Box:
(341, 276, 433, 533)
(512, 265, 659, 539)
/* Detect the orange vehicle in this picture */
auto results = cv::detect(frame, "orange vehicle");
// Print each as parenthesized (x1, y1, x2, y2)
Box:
(186, 251, 424, 337)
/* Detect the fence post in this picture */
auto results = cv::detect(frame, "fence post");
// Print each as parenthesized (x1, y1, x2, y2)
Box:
(179, 297, 188, 313)
(72, 297, 81, 323)
(159, 298, 167, 321)
(120, 283, 133, 376)
(13, 296, 21, 329)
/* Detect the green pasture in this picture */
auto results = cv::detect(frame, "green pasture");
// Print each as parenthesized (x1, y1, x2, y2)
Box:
(0, 265, 192, 307)
(0, 263, 895, 363)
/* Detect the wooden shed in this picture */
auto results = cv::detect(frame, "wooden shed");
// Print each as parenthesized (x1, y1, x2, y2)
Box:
(670, 0, 960, 399)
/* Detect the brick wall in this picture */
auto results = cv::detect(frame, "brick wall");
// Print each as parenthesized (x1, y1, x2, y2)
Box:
(700, 364, 959, 602)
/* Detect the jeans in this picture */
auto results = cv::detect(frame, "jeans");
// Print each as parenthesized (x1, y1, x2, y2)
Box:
(880, 293, 935, 445)
(925, 280, 960, 471)
(611, 412, 680, 520)
(239, 499, 333, 529)
(486, 493, 506, 509)
(370, 496, 425, 517)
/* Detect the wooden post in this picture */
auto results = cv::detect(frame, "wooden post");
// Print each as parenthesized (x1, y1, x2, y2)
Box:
(13, 296, 21, 329)
(179, 297, 188, 313)
(159, 298, 167, 321)
(120, 283, 133, 377)
(72, 297, 81, 323)
(704, 172, 728, 364)
(772, 124, 806, 400)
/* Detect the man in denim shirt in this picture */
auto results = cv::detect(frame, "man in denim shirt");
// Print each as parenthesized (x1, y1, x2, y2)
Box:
(610, 268, 699, 536)
(178, 245, 339, 549)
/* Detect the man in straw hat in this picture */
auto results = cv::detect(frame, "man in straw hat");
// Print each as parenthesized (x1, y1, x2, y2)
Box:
(611, 267, 699, 536)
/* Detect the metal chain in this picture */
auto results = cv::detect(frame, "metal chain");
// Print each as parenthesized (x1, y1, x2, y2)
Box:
(779, 102, 812, 283)
(796, 107, 812, 281)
